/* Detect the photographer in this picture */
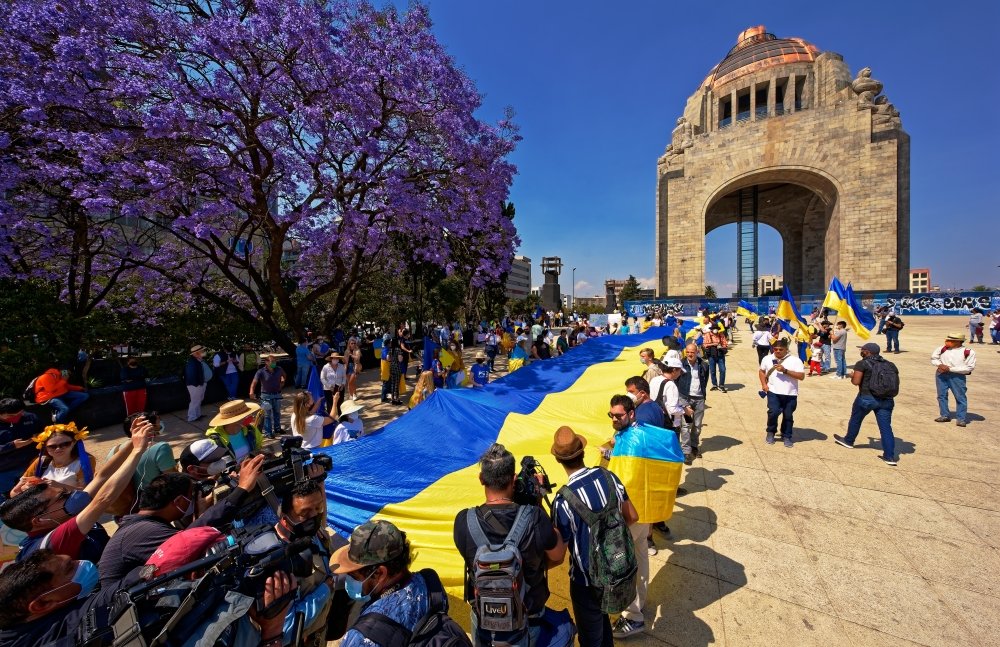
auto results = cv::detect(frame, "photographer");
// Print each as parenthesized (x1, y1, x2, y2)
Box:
(180, 439, 267, 522)
(0, 420, 155, 562)
(452, 443, 565, 647)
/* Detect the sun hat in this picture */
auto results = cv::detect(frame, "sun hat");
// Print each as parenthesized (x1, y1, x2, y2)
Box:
(339, 400, 365, 418)
(945, 332, 966, 342)
(551, 425, 586, 461)
(190, 345, 206, 354)
(209, 399, 261, 427)
(332, 520, 407, 574)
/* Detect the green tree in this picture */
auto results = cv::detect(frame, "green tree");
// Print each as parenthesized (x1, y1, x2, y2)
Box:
(705, 284, 718, 299)
(618, 275, 642, 305)
(971, 284, 991, 292)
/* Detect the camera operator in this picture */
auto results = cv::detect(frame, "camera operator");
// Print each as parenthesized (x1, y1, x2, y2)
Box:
(452, 443, 565, 647)
(273, 478, 336, 647)
(0, 548, 295, 647)
(180, 439, 267, 522)
(0, 421, 155, 562)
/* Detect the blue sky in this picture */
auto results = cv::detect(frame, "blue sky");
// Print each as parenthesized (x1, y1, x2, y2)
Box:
(389, 0, 999, 297)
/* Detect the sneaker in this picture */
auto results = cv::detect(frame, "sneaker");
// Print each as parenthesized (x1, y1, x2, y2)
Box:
(783, 437, 793, 448)
(877, 455, 898, 466)
(719, 386, 727, 393)
(934, 416, 951, 423)
(833, 435, 854, 449)
(828, 375, 839, 379)
(765, 433, 775, 445)
(956, 420, 967, 427)
(710, 386, 719, 391)
(646, 537, 658, 556)
(684, 454, 694, 466)
(612, 617, 645, 640)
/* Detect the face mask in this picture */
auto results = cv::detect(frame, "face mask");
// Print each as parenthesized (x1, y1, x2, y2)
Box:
(175, 495, 195, 517)
(2, 412, 24, 424)
(625, 392, 637, 402)
(269, 362, 277, 369)
(285, 514, 321, 539)
(38, 560, 100, 605)
(345, 571, 374, 602)
(64, 490, 91, 516)
(639, 358, 647, 366)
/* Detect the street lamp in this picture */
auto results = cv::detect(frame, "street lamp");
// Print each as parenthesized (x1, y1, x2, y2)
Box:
(572, 267, 577, 312)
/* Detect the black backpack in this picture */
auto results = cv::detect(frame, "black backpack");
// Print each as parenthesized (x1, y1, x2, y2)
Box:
(865, 356, 900, 399)
(22, 377, 38, 403)
(353, 568, 473, 647)
(654, 377, 678, 431)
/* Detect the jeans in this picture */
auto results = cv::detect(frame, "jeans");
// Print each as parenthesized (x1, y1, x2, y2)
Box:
(885, 328, 900, 352)
(186, 384, 206, 421)
(222, 373, 239, 399)
(678, 396, 705, 456)
(821, 344, 832, 372)
(766, 392, 797, 439)
(621, 522, 650, 624)
(485, 346, 498, 371)
(570, 581, 613, 647)
(834, 349, 847, 378)
(48, 391, 90, 423)
(260, 392, 283, 436)
(470, 611, 541, 647)
(876, 318, 886, 334)
(992, 328, 1000, 344)
(295, 362, 311, 388)
(970, 323, 983, 343)
(844, 394, 895, 458)
(936, 372, 967, 421)
(708, 354, 726, 387)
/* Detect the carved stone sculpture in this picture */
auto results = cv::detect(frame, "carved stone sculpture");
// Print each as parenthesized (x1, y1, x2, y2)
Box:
(872, 95, 900, 127)
(851, 67, 884, 109)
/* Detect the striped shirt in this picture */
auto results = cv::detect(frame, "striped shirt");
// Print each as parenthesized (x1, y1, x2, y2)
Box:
(552, 466, 629, 586)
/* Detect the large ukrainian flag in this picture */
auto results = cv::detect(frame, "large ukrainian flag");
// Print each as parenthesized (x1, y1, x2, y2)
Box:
(317, 324, 692, 589)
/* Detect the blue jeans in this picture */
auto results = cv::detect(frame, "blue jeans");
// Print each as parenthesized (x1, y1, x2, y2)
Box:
(936, 372, 967, 421)
(992, 328, 1000, 344)
(260, 392, 283, 436)
(708, 354, 726, 387)
(821, 344, 832, 372)
(221, 373, 239, 399)
(844, 394, 895, 458)
(834, 349, 847, 378)
(885, 328, 900, 352)
(49, 391, 90, 423)
(295, 362, 311, 388)
(766, 392, 797, 439)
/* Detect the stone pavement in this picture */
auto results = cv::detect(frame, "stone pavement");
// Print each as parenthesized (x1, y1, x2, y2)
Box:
(80, 319, 998, 646)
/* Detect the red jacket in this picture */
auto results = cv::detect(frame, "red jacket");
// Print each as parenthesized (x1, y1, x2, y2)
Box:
(34, 369, 84, 403)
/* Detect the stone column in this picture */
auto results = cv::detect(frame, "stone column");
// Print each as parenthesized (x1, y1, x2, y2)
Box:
(767, 79, 776, 116)
(788, 73, 796, 113)
(731, 89, 738, 123)
(750, 83, 757, 122)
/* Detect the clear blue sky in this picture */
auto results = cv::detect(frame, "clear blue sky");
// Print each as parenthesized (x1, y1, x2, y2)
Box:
(388, 0, 999, 297)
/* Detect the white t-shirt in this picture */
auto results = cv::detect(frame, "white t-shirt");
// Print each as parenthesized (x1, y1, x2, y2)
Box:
(752, 330, 771, 347)
(760, 354, 805, 396)
(291, 413, 325, 449)
(321, 363, 346, 389)
(42, 459, 81, 488)
(648, 375, 683, 427)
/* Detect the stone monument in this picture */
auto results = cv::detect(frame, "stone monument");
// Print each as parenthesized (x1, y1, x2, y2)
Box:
(656, 25, 909, 297)
(539, 257, 563, 313)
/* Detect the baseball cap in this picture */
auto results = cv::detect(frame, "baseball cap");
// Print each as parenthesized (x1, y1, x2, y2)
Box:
(142, 527, 224, 580)
(179, 439, 229, 469)
(857, 343, 881, 355)
(332, 520, 407, 574)
(664, 357, 684, 369)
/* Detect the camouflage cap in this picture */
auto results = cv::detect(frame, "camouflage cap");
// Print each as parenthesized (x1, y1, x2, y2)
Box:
(331, 520, 406, 574)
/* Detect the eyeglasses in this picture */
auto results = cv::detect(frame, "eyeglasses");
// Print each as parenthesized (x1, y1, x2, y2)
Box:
(46, 442, 73, 451)
(607, 412, 628, 419)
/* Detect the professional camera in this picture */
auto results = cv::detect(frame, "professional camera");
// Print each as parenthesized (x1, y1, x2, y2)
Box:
(513, 455, 556, 508)
(81, 523, 316, 647)
(257, 436, 333, 497)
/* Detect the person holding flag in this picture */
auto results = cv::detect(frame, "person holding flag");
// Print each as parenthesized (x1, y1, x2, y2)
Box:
(758, 338, 806, 448)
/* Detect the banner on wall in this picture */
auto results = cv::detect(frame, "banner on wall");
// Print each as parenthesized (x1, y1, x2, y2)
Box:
(625, 291, 999, 318)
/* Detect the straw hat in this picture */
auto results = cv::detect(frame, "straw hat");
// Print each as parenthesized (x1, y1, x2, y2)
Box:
(551, 425, 587, 461)
(945, 332, 966, 342)
(209, 399, 261, 427)
(340, 400, 365, 418)
(190, 345, 206, 354)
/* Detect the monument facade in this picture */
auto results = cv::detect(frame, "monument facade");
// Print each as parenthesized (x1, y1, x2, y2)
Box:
(656, 26, 909, 297)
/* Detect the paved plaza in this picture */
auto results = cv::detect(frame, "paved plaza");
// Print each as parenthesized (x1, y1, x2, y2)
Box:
(82, 317, 997, 647)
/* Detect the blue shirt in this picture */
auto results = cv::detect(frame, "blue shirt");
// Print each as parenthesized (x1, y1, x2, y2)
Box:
(634, 400, 665, 427)
(553, 467, 629, 586)
(341, 572, 430, 647)
(296, 344, 313, 364)
(470, 363, 489, 386)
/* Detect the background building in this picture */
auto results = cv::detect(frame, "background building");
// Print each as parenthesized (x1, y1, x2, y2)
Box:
(505, 255, 531, 300)
(604, 278, 656, 302)
(757, 274, 783, 294)
(909, 268, 931, 293)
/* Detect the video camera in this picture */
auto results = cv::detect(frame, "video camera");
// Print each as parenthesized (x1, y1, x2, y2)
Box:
(82, 523, 316, 647)
(217, 436, 332, 498)
(512, 455, 556, 509)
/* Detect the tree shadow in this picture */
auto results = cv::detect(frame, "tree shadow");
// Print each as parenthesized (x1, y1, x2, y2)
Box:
(789, 427, 828, 443)
(698, 435, 743, 454)
(646, 503, 746, 647)
(682, 465, 733, 495)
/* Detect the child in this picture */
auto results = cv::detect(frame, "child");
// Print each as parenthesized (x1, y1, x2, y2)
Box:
(470, 352, 490, 387)
(809, 341, 824, 376)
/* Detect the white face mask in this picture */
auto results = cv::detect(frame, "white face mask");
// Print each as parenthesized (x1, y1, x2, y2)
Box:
(625, 392, 637, 403)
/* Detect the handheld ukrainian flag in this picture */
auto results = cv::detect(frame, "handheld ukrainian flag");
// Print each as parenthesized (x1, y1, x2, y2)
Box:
(306, 365, 337, 445)
(609, 422, 684, 523)
(821, 277, 848, 313)
(736, 300, 759, 322)
(839, 283, 876, 340)
(776, 285, 809, 335)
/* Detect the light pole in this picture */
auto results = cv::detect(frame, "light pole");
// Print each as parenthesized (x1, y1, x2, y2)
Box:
(572, 267, 577, 313)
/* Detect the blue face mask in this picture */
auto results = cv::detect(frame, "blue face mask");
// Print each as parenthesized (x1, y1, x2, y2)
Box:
(71, 560, 99, 598)
(345, 571, 373, 602)
(64, 490, 91, 516)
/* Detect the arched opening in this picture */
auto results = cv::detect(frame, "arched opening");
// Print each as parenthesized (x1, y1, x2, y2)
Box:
(705, 223, 783, 298)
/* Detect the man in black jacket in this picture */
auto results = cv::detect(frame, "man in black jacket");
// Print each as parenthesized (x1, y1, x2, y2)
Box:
(675, 343, 708, 465)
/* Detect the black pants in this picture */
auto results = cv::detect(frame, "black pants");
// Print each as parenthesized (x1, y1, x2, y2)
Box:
(756, 345, 769, 364)
(570, 580, 613, 647)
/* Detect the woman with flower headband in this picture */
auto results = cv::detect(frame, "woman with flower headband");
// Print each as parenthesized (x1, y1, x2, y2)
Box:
(14, 423, 98, 494)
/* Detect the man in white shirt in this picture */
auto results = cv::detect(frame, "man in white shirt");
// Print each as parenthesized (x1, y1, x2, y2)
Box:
(320, 354, 346, 417)
(758, 338, 806, 447)
(648, 357, 685, 430)
(931, 332, 977, 427)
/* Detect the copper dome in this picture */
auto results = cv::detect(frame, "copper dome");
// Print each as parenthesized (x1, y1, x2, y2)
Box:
(705, 26, 819, 89)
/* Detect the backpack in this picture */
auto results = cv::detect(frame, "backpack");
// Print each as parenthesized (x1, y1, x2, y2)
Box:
(352, 569, 472, 647)
(464, 505, 533, 634)
(22, 377, 38, 403)
(654, 377, 678, 431)
(556, 469, 637, 614)
(865, 356, 900, 399)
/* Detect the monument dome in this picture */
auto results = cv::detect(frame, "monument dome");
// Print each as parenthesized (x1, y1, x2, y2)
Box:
(706, 26, 820, 89)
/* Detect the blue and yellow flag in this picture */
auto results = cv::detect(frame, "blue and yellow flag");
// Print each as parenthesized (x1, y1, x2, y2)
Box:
(821, 277, 848, 313)
(608, 423, 684, 523)
(840, 283, 876, 340)
(736, 300, 759, 322)
(316, 327, 682, 591)
(775, 285, 809, 335)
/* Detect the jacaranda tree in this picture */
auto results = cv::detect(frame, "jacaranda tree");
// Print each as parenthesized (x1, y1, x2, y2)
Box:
(1, 0, 520, 352)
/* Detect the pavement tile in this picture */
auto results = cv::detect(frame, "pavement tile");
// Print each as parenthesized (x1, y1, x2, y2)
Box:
(696, 438, 765, 470)
(653, 514, 719, 579)
(704, 489, 800, 545)
(812, 551, 976, 647)
(770, 473, 874, 521)
(718, 582, 848, 647)
(891, 528, 1000, 597)
(838, 621, 933, 647)
(899, 472, 1000, 512)
(939, 502, 1000, 548)
(784, 505, 915, 574)
(755, 448, 841, 483)
(646, 561, 725, 647)
(848, 487, 981, 543)
(822, 458, 928, 497)
(711, 527, 828, 611)
(697, 462, 780, 503)
(930, 582, 1000, 647)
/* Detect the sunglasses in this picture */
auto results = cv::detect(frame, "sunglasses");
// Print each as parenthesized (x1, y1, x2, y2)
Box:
(607, 412, 628, 419)
(46, 442, 73, 451)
